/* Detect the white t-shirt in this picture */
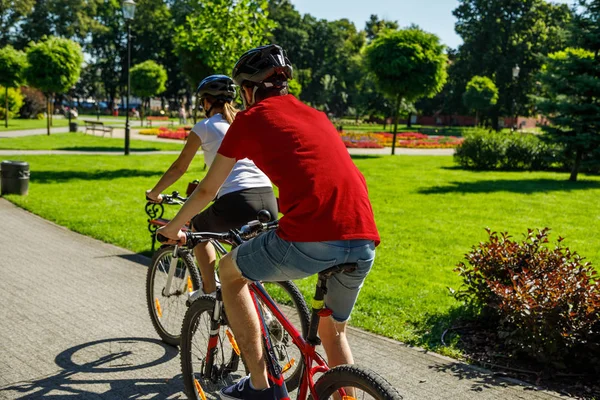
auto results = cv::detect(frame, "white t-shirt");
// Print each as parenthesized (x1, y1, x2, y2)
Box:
(191, 113, 272, 198)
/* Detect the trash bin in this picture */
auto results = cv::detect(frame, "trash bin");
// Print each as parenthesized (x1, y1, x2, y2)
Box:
(1, 160, 30, 196)
(69, 122, 78, 132)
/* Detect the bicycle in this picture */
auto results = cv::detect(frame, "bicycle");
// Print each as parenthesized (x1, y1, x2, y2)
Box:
(147, 204, 310, 356)
(175, 224, 402, 400)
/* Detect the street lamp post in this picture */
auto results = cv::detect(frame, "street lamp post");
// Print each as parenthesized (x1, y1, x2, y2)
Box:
(512, 64, 520, 131)
(122, 0, 136, 155)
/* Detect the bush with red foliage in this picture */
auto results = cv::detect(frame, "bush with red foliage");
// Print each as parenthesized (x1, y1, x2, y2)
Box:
(454, 228, 600, 366)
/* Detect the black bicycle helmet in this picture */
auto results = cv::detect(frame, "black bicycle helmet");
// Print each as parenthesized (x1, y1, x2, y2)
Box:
(196, 75, 236, 102)
(232, 44, 293, 86)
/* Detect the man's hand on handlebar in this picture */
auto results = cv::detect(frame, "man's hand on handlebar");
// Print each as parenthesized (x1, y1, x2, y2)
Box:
(146, 189, 163, 204)
(156, 226, 186, 246)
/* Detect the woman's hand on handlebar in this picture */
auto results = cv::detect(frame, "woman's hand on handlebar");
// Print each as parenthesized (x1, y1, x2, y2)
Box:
(156, 225, 186, 246)
(146, 189, 163, 203)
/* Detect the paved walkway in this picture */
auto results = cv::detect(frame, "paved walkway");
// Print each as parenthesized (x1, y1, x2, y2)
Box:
(0, 199, 565, 399)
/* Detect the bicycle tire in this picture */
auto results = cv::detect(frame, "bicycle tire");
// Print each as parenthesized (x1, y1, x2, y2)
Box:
(180, 281, 310, 400)
(312, 364, 403, 400)
(146, 245, 202, 346)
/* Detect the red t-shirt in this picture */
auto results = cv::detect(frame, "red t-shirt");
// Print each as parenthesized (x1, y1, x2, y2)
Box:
(218, 95, 380, 244)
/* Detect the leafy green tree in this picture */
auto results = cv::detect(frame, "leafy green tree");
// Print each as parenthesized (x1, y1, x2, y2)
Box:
(0, 45, 26, 127)
(287, 79, 302, 98)
(174, 0, 275, 86)
(23, 36, 83, 135)
(452, 0, 571, 130)
(536, 0, 600, 182)
(0, 87, 24, 120)
(463, 76, 498, 126)
(131, 0, 185, 102)
(18, 0, 99, 44)
(366, 27, 448, 154)
(0, 0, 34, 46)
(364, 14, 398, 41)
(130, 60, 167, 126)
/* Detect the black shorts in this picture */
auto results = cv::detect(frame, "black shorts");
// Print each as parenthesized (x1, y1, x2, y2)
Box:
(191, 187, 278, 233)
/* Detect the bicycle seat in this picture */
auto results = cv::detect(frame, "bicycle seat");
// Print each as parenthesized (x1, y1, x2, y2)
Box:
(318, 263, 357, 279)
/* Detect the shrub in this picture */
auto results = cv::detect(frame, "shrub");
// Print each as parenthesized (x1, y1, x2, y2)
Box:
(454, 228, 600, 366)
(19, 87, 46, 119)
(0, 86, 24, 119)
(454, 129, 561, 170)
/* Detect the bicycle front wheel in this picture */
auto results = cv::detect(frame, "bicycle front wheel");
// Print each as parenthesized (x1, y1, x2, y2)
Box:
(313, 364, 402, 400)
(146, 245, 201, 346)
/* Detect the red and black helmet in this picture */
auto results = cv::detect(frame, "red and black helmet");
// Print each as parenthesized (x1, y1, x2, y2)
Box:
(232, 44, 293, 87)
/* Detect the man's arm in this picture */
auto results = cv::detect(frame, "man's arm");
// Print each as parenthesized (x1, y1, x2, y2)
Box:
(159, 154, 236, 240)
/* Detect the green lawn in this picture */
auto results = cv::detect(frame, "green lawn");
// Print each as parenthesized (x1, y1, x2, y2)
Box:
(0, 118, 70, 131)
(4, 155, 600, 352)
(0, 132, 185, 151)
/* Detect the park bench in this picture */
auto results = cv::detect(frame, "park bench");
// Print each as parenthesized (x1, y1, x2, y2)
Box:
(146, 116, 174, 127)
(83, 120, 114, 137)
(146, 180, 199, 251)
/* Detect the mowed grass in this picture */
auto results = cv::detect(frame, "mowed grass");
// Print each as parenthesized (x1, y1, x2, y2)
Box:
(0, 132, 185, 151)
(4, 154, 600, 349)
(0, 118, 70, 131)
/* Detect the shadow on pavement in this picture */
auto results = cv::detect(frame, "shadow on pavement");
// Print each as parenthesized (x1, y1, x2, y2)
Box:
(94, 253, 151, 267)
(430, 363, 527, 393)
(0, 337, 184, 399)
(418, 178, 600, 195)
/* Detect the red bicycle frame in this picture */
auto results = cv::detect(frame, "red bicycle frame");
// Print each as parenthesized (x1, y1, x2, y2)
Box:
(250, 281, 332, 400)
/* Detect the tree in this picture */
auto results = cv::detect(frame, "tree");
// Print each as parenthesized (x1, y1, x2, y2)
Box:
(0, 0, 34, 46)
(174, 0, 275, 86)
(0, 87, 24, 120)
(0, 45, 26, 127)
(452, 0, 571, 130)
(364, 14, 398, 41)
(536, 0, 600, 182)
(366, 27, 448, 154)
(23, 36, 83, 135)
(463, 76, 498, 126)
(130, 60, 167, 126)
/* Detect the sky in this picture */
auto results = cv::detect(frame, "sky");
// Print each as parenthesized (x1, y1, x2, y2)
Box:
(290, 0, 575, 50)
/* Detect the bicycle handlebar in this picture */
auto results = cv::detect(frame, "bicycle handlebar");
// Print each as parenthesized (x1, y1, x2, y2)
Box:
(156, 219, 279, 248)
(146, 190, 187, 205)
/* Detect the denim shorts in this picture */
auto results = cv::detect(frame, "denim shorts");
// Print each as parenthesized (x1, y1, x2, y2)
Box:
(230, 230, 376, 322)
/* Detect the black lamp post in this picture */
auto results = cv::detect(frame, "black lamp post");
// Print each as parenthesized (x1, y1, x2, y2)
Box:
(122, 0, 136, 155)
(512, 64, 520, 131)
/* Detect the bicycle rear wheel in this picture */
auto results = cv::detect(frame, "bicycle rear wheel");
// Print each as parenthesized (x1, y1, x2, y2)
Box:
(312, 364, 402, 400)
(180, 281, 310, 400)
(146, 245, 201, 346)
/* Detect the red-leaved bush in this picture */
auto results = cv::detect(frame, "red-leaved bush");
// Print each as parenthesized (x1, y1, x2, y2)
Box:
(454, 228, 600, 363)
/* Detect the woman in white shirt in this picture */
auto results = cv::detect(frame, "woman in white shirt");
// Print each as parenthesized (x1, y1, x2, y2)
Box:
(146, 75, 276, 295)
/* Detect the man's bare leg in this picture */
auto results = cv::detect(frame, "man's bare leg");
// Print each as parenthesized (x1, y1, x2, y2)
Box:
(219, 253, 269, 389)
(318, 317, 354, 367)
(192, 227, 217, 293)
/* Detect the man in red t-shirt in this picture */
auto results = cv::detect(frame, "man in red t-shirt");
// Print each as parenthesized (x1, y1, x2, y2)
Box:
(158, 44, 380, 400)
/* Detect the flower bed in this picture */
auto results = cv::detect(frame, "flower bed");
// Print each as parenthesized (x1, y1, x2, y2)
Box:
(340, 131, 463, 149)
(340, 132, 384, 149)
(139, 128, 159, 135)
(157, 126, 189, 140)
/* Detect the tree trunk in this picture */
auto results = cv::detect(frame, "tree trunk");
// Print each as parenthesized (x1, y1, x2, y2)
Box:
(4, 87, 8, 128)
(475, 110, 479, 127)
(392, 94, 402, 156)
(569, 148, 583, 182)
(46, 96, 50, 136)
(491, 106, 499, 131)
(49, 96, 54, 126)
(407, 112, 412, 128)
